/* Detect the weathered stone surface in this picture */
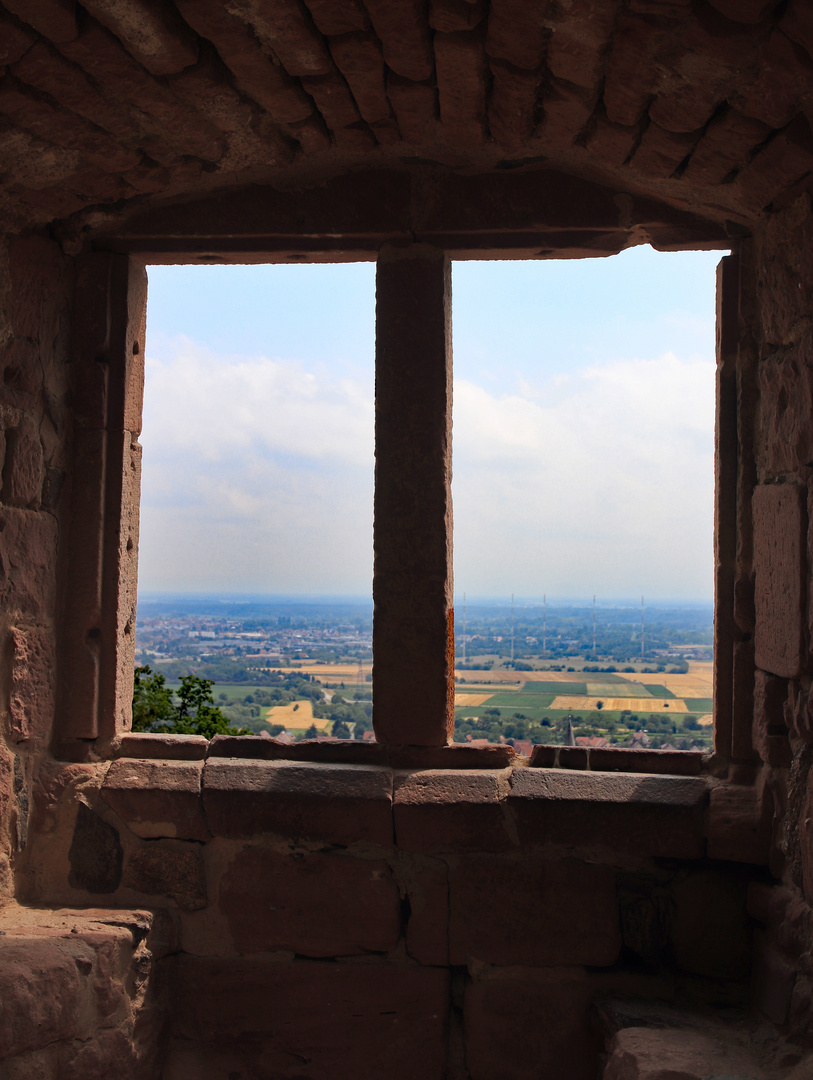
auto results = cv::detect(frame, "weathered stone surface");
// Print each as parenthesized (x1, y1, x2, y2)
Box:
(0, 508, 58, 617)
(798, 771, 813, 905)
(707, 782, 771, 864)
(123, 844, 206, 911)
(363, 0, 433, 81)
(465, 967, 597, 1080)
(670, 868, 752, 979)
(756, 193, 813, 347)
(753, 670, 792, 767)
(101, 758, 209, 841)
(0, 938, 88, 1057)
(509, 768, 708, 858)
(9, 624, 55, 745)
(220, 846, 400, 956)
(374, 245, 453, 748)
(529, 745, 704, 775)
(402, 857, 449, 965)
(202, 759, 393, 845)
(604, 1027, 765, 1080)
(169, 957, 449, 1078)
(758, 335, 813, 474)
(117, 732, 208, 760)
(753, 484, 806, 679)
(393, 769, 515, 852)
(1, 413, 44, 509)
(448, 855, 621, 966)
(752, 929, 797, 1025)
(80, 0, 199, 76)
(68, 803, 123, 894)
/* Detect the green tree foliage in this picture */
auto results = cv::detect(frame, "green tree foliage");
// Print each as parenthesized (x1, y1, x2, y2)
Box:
(131, 666, 248, 737)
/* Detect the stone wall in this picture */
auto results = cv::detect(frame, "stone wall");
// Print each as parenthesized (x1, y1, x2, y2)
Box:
(11, 737, 782, 1080)
(8, 190, 813, 1077)
(0, 233, 72, 902)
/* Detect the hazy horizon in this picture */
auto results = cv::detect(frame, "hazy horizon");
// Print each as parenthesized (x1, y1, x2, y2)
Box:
(140, 247, 721, 600)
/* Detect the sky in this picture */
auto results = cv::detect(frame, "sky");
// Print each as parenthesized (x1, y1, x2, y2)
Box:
(140, 245, 724, 602)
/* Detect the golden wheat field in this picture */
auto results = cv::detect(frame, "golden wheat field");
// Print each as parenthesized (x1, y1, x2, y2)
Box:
(549, 695, 689, 713)
(265, 701, 329, 729)
(454, 693, 494, 706)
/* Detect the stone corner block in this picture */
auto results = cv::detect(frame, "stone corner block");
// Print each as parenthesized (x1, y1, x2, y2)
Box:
(507, 768, 708, 859)
(101, 758, 209, 841)
(118, 732, 209, 760)
(202, 759, 394, 846)
(393, 769, 515, 852)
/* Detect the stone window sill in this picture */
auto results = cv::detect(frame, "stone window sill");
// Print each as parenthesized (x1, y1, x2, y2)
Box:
(100, 745, 717, 861)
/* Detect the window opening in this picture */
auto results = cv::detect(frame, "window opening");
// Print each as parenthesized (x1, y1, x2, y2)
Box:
(450, 248, 720, 754)
(134, 263, 375, 743)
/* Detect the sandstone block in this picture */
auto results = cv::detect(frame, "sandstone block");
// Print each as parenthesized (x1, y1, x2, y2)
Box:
(363, 0, 433, 81)
(3, 0, 77, 43)
(670, 868, 752, 979)
(2, 413, 44, 509)
(374, 244, 453, 747)
(101, 758, 209, 841)
(756, 193, 813, 346)
(798, 770, 813, 904)
(169, 956, 449, 1079)
(393, 769, 515, 852)
(758, 334, 813, 474)
(508, 768, 707, 859)
(123, 844, 207, 911)
(389, 743, 514, 769)
(448, 855, 620, 967)
(306, 0, 368, 36)
(707, 782, 771, 864)
(0, 507, 58, 617)
(80, 0, 199, 76)
(753, 670, 791, 767)
(604, 1027, 765, 1080)
(0, 938, 90, 1057)
(752, 928, 797, 1024)
(402, 857, 449, 965)
(465, 967, 596, 1080)
(9, 624, 55, 745)
(117, 732, 208, 760)
(485, 0, 547, 69)
(202, 759, 393, 845)
(68, 803, 123, 894)
(753, 484, 806, 679)
(220, 847, 400, 956)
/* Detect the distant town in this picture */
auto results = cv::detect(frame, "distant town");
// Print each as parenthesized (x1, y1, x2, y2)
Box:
(134, 595, 714, 751)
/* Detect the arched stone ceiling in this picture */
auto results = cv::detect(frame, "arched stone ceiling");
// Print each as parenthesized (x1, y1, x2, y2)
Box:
(1, 0, 812, 245)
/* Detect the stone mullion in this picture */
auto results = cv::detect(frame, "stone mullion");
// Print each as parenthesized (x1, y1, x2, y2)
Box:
(373, 243, 454, 746)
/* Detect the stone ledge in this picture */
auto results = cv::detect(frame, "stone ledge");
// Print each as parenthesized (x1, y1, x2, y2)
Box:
(101, 758, 210, 841)
(207, 734, 515, 769)
(202, 758, 395, 846)
(393, 768, 516, 852)
(0, 904, 171, 1068)
(529, 745, 707, 776)
(508, 768, 709, 859)
(118, 732, 208, 760)
(91, 757, 714, 858)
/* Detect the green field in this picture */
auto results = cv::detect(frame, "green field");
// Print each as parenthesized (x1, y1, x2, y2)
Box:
(684, 698, 713, 712)
(520, 681, 587, 695)
(643, 684, 677, 699)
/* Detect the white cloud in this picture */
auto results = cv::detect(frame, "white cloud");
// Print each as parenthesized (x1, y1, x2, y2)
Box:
(137, 338, 714, 599)
(452, 352, 714, 599)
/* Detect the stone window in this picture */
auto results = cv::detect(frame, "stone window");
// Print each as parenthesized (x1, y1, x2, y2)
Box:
(55, 231, 737, 765)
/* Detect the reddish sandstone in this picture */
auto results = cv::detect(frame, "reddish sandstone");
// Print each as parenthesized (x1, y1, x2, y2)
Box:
(220, 847, 401, 956)
(753, 484, 806, 679)
(101, 758, 209, 841)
